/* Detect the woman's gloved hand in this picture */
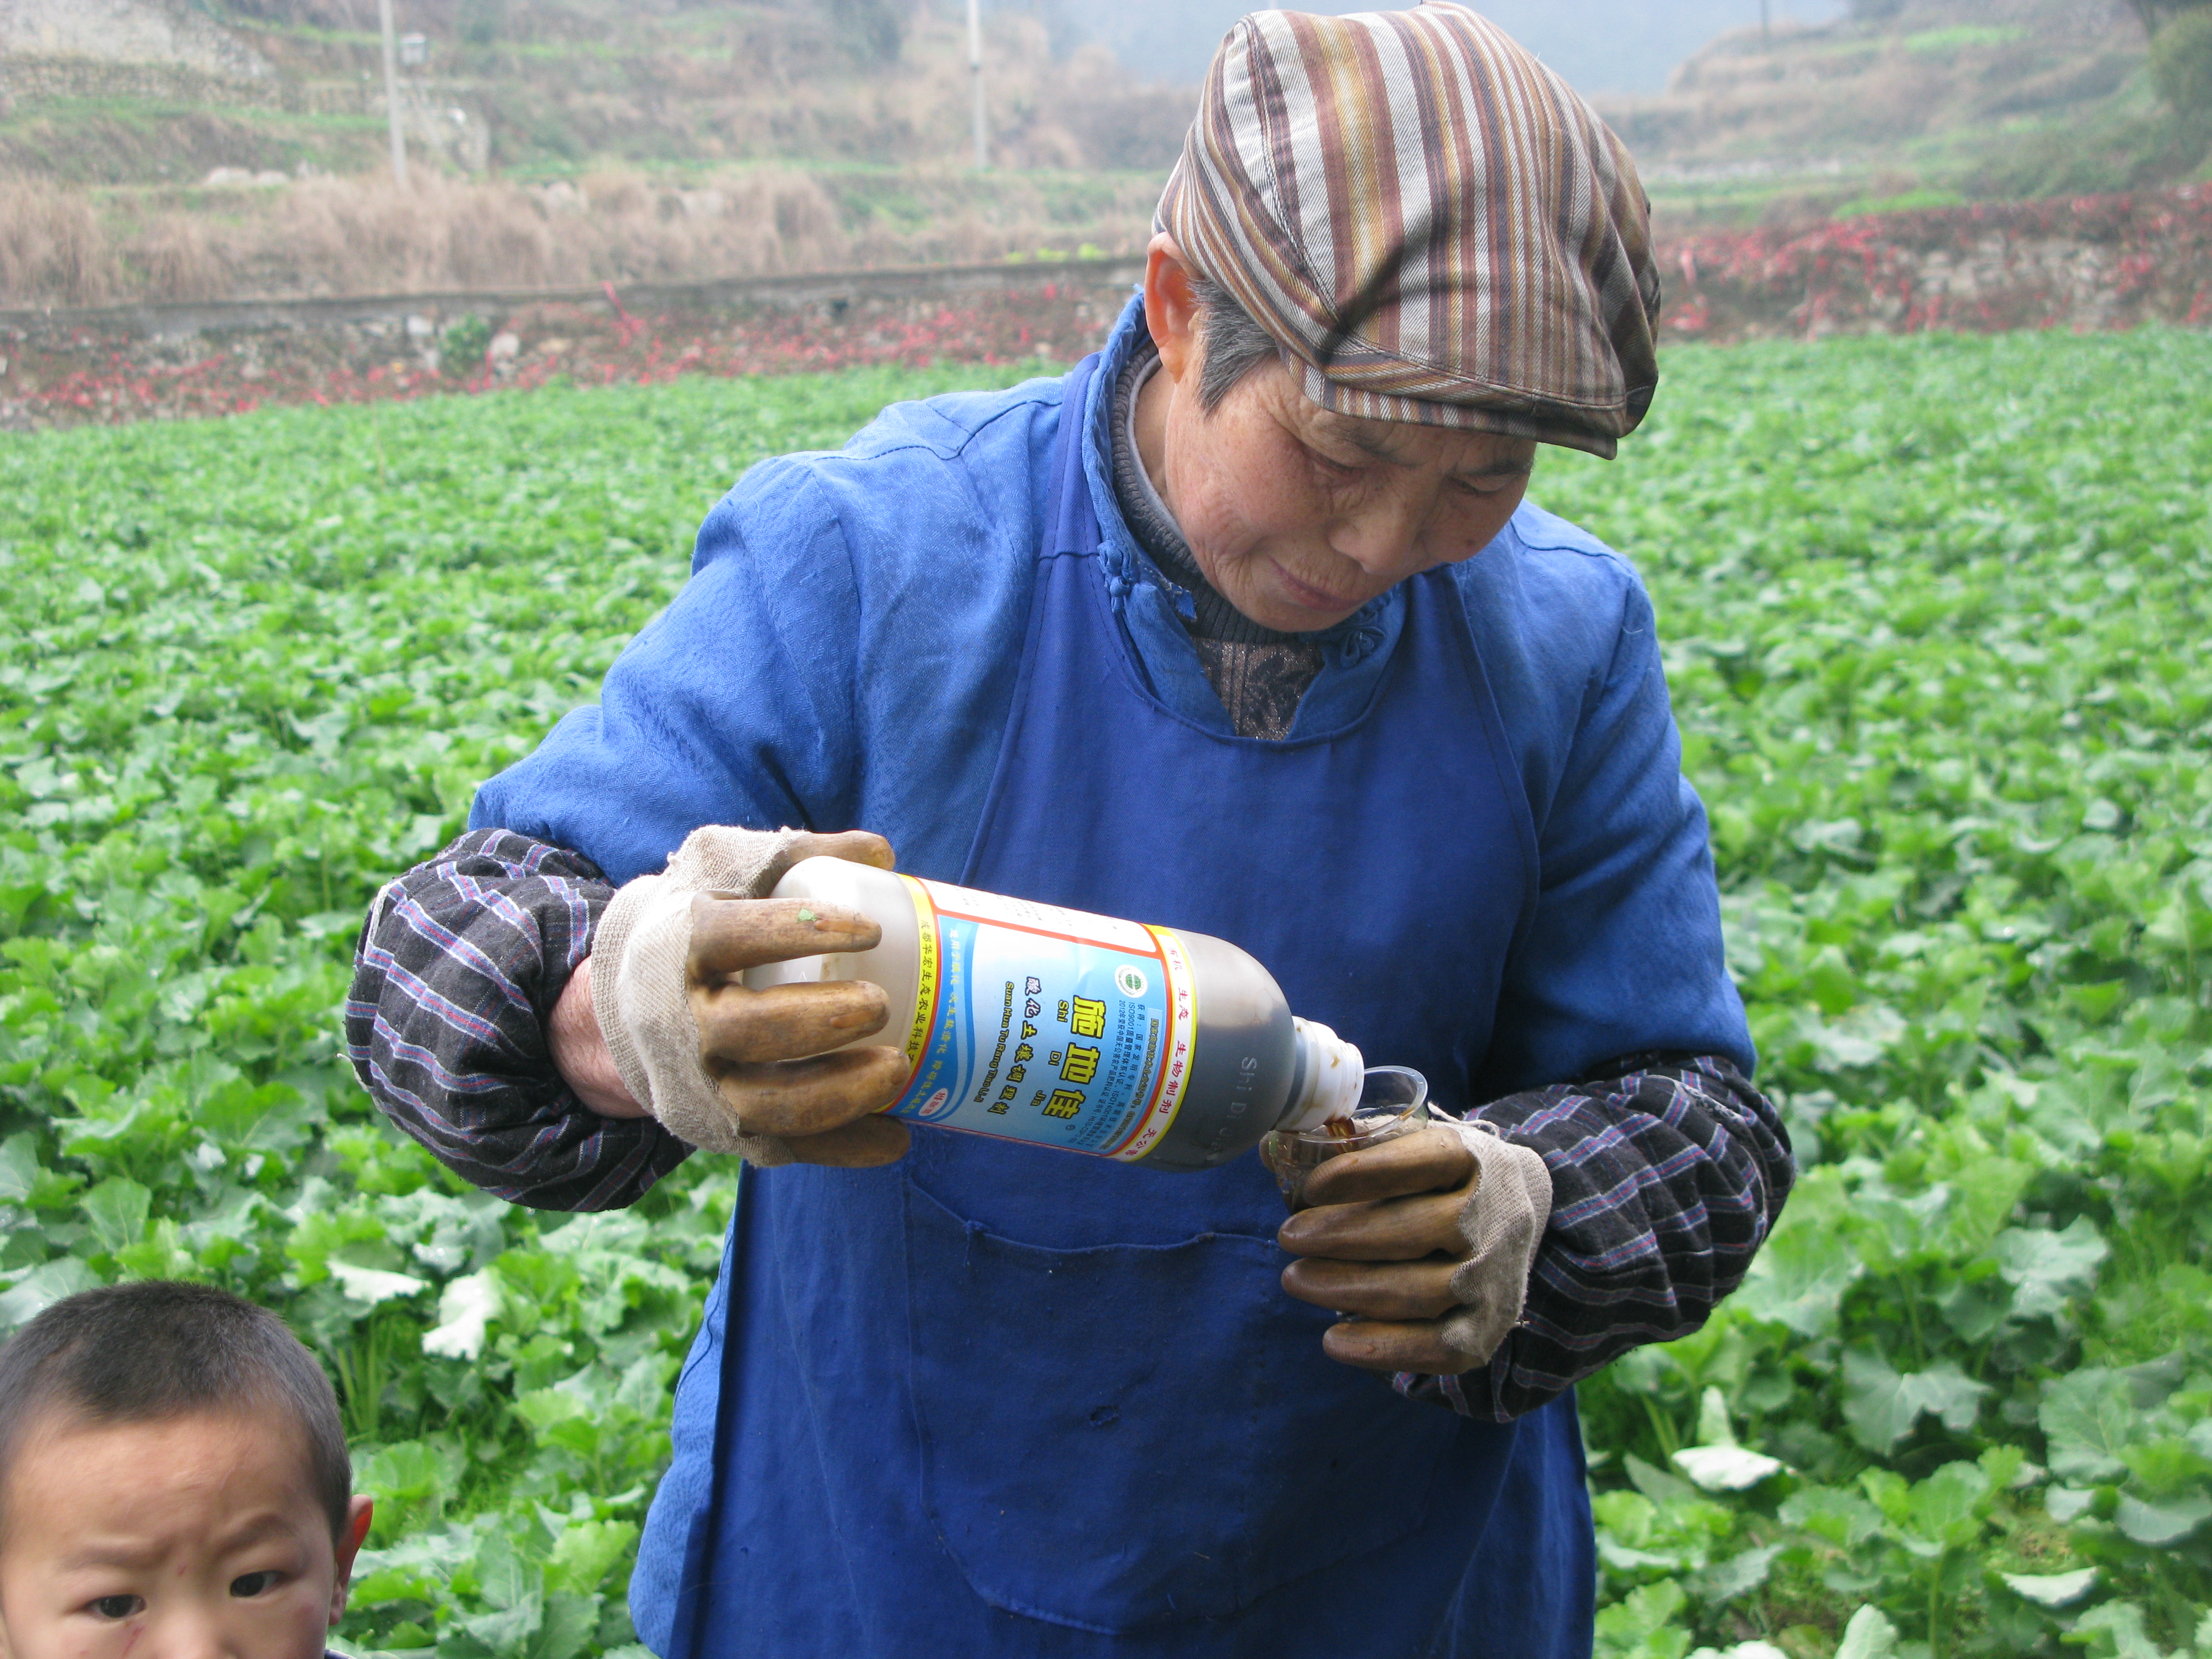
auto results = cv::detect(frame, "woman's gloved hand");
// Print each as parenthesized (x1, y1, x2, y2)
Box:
(1275, 1121, 1552, 1375)
(552, 826, 912, 1168)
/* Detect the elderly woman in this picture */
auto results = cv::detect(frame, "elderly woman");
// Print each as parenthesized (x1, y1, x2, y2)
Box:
(349, 7, 1792, 1655)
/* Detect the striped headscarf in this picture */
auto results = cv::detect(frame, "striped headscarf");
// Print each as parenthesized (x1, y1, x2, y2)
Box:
(1154, 2, 1661, 458)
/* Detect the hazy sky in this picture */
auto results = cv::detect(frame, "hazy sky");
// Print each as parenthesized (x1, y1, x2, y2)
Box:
(1060, 0, 1851, 95)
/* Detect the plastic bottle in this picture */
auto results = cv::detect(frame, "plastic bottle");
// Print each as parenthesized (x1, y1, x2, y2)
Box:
(742, 858, 1364, 1171)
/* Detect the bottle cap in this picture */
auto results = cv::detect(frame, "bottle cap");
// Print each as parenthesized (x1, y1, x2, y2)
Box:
(1279, 1019, 1365, 1131)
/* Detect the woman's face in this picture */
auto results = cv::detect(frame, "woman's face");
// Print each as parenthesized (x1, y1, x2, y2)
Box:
(1138, 244, 1538, 634)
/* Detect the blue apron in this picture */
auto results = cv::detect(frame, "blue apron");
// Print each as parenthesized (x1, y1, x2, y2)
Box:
(664, 356, 1595, 1658)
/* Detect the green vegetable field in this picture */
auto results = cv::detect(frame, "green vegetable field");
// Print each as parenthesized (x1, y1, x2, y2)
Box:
(2, 329, 2208, 1659)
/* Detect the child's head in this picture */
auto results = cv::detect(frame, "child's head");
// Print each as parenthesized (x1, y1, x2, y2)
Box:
(0, 1281, 372, 1659)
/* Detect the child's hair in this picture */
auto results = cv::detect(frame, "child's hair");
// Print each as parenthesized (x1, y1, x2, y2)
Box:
(0, 1280, 350, 1542)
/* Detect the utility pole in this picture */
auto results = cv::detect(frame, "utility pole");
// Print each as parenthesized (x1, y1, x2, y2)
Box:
(966, 0, 987, 170)
(1760, 0, 1771, 45)
(378, 0, 409, 186)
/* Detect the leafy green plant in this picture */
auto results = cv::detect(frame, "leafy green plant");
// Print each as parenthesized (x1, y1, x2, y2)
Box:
(0, 363, 1022, 1655)
(440, 315, 496, 379)
(1538, 328, 2212, 1658)
(2, 330, 2208, 1658)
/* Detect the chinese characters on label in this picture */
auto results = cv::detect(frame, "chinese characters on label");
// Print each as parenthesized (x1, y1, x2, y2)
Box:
(886, 882, 1187, 1157)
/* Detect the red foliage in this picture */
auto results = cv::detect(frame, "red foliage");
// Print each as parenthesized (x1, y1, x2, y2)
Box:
(1660, 185, 2212, 342)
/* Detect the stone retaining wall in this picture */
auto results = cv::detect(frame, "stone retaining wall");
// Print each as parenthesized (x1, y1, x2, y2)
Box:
(0, 258, 1146, 430)
(0, 55, 400, 117)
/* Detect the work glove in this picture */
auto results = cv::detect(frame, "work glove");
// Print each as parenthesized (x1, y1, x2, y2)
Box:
(1275, 1120, 1553, 1376)
(591, 826, 912, 1167)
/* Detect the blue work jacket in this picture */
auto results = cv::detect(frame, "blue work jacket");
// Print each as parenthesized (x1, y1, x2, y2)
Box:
(474, 296, 1751, 1656)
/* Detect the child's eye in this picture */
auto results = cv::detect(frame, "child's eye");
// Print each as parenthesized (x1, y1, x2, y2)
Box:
(229, 1571, 282, 1598)
(89, 1594, 144, 1620)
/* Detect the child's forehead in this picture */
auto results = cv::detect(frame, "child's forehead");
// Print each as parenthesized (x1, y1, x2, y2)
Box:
(4, 1404, 323, 1528)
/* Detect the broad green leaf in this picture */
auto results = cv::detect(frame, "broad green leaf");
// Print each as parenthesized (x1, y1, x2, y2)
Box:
(79, 1178, 151, 1255)
(423, 1267, 505, 1360)
(1942, 1154, 2033, 1255)
(1599, 1537, 1684, 1573)
(1592, 1579, 1690, 1659)
(1623, 1453, 1698, 1506)
(0, 1136, 41, 1203)
(324, 1260, 430, 1308)
(2047, 1486, 2096, 1523)
(0, 1136, 77, 1212)
(463, 1601, 545, 1658)
(1690, 1543, 1778, 1604)
(1903, 1460, 1990, 1548)
(1695, 1387, 1737, 1449)
(531, 1592, 599, 1659)
(1780, 1484, 1885, 1549)
(1991, 1217, 2107, 1320)
(546, 1520, 639, 1596)
(1672, 1447, 1786, 1492)
(2040, 1368, 2135, 1481)
(1833, 1604, 1897, 1659)
(473, 1529, 542, 1615)
(612, 1349, 679, 1415)
(1999, 1566, 2096, 1608)
(1733, 1168, 1863, 1337)
(1725, 1230, 1849, 1345)
(349, 1562, 445, 1606)
(2113, 1490, 2211, 1546)
(0, 1259, 98, 1331)
(2071, 1601, 2162, 1659)
(356, 1440, 460, 1509)
(1810, 1003, 1906, 1070)
(2117, 1435, 2212, 1498)
(515, 1389, 592, 1432)
(1841, 1350, 1990, 1454)
(1978, 1443, 2027, 1494)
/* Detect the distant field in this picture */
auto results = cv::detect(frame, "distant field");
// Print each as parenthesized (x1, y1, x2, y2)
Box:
(3, 333, 2209, 1658)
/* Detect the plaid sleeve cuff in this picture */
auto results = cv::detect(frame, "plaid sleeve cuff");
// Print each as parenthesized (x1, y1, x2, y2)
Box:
(1394, 1053, 1793, 1422)
(345, 828, 691, 1212)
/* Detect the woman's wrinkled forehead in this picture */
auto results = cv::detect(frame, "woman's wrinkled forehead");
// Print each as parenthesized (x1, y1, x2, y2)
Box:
(1301, 403, 1539, 479)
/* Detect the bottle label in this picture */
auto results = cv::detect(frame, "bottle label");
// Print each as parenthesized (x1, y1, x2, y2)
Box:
(883, 875, 1194, 1160)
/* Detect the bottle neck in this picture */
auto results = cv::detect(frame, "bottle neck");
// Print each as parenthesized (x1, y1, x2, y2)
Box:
(1276, 1019, 1364, 1131)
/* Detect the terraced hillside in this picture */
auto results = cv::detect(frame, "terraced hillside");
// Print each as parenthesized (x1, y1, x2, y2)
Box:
(1592, 0, 2207, 226)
